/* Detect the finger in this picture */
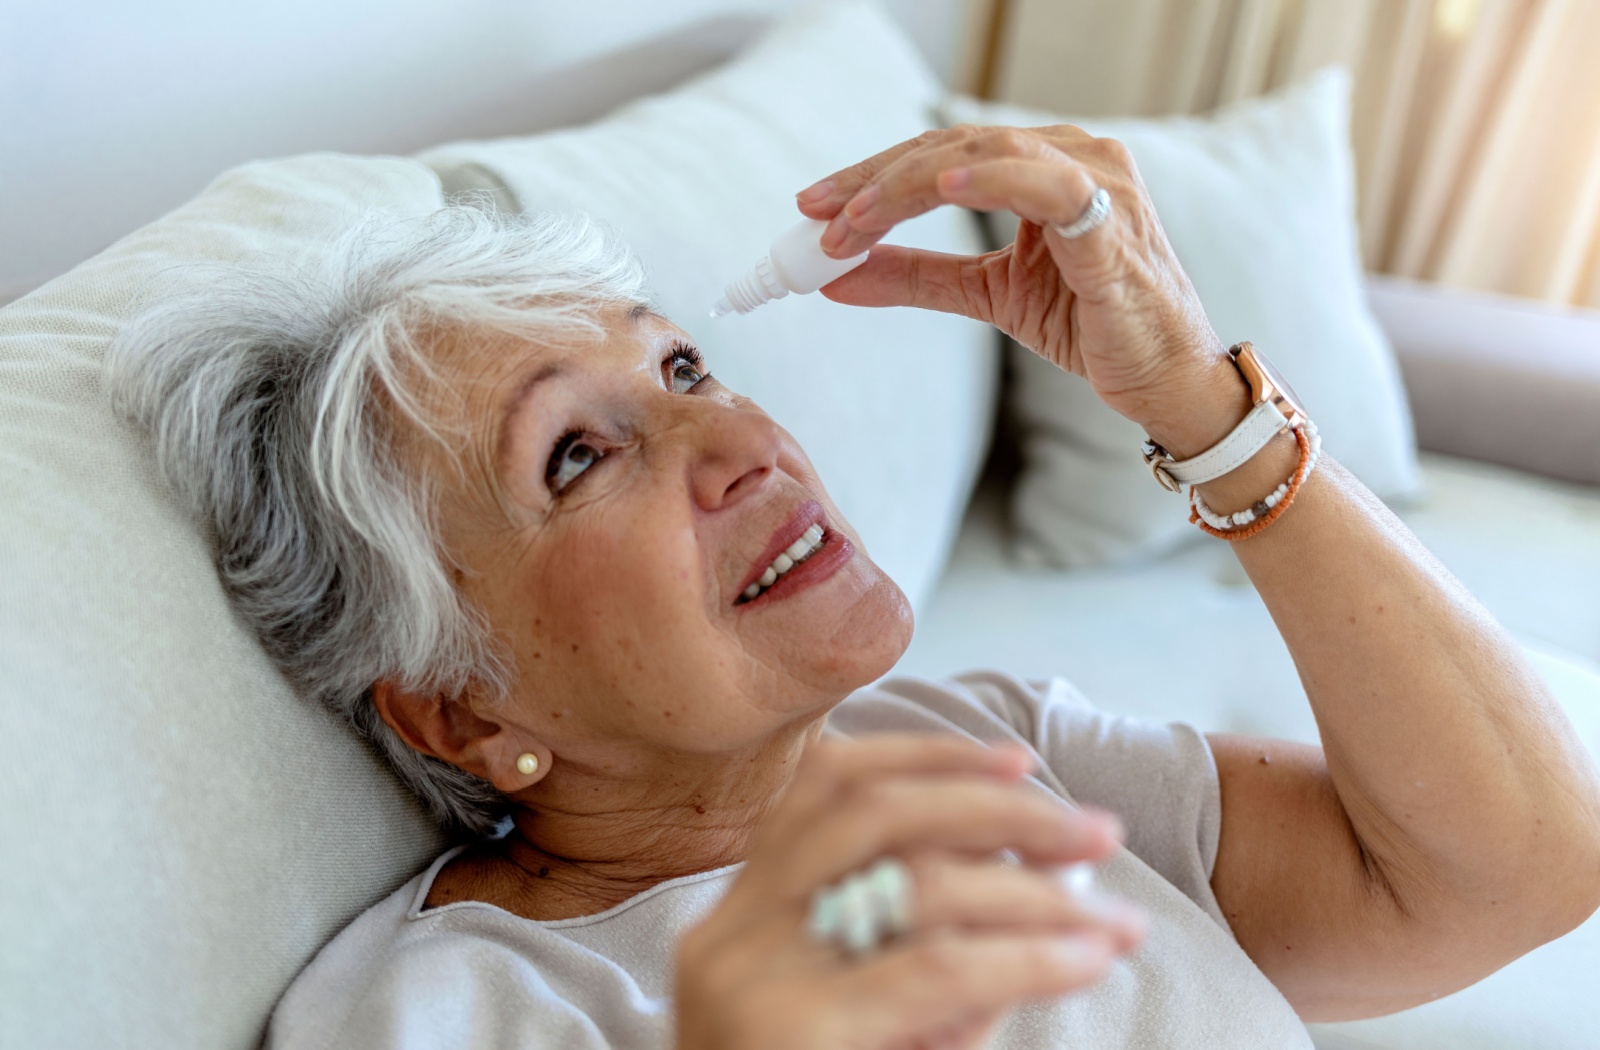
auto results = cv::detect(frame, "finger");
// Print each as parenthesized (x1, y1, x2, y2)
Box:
(846, 929, 1120, 1045)
(922, 1011, 1005, 1050)
(819, 245, 992, 319)
(776, 778, 1122, 895)
(793, 128, 971, 219)
(725, 737, 1038, 927)
(773, 734, 1034, 831)
(936, 155, 1102, 234)
(819, 127, 1068, 257)
(906, 854, 1146, 954)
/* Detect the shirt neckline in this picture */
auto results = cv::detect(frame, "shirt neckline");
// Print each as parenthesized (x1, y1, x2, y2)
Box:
(406, 843, 745, 930)
(405, 724, 858, 929)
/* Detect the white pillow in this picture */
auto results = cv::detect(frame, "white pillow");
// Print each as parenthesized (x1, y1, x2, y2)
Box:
(418, 0, 997, 613)
(944, 69, 1421, 568)
(0, 155, 451, 1050)
(0, 8, 995, 1046)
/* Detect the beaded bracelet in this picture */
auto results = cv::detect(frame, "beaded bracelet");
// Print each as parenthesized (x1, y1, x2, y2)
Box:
(1189, 420, 1321, 541)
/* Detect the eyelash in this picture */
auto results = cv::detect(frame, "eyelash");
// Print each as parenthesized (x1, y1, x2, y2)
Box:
(668, 340, 711, 387)
(545, 342, 712, 495)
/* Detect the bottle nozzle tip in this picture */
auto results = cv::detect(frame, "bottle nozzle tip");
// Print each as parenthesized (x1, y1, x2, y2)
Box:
(708, 296, 735, 319)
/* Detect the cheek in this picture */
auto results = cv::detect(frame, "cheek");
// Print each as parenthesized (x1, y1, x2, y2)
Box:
(522, 506, 710, 678)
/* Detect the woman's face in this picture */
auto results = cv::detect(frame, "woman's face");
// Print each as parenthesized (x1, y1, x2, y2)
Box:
(426, 305, 912, 777)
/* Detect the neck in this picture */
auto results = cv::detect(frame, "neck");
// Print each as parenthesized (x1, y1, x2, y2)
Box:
(495, 718, 826, 917)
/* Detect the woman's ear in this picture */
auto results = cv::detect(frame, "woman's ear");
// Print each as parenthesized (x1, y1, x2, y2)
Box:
(370, 680, 551, 793)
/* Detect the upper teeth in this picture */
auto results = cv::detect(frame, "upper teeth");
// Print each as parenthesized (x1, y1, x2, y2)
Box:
(742, 524, 825, 600)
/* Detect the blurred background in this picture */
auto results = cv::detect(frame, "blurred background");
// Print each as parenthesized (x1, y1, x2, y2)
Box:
(979, 0, 1600, 311)
(5, 0, 1599, 309)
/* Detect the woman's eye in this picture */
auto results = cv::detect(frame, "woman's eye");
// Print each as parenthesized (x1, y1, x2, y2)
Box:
(547, 434, 603, 494)
(670, 356, 706, 394)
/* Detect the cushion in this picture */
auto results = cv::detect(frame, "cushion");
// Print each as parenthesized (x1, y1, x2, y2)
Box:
(943, 70, 1421, 568)
(0, 156, 451, 1049)
(417, 0, 997, 613)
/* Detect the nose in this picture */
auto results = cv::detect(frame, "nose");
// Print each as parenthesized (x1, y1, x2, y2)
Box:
(678, 398, 786, 512)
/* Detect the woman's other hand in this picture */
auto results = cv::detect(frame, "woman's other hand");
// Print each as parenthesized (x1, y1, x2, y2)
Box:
(673, 735, 1144, 1050)
(797, 126, 1250, 460)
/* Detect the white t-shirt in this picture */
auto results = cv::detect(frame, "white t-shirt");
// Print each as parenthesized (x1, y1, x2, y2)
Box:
(268, 671, 1312, 1048)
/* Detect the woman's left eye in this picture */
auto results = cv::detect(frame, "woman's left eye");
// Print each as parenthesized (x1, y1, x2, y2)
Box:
(670, 360, 704, 393)
(667, 345, 710, 394)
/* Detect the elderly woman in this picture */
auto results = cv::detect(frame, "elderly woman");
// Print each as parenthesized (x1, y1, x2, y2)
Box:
(111, 126, 1600, 1050)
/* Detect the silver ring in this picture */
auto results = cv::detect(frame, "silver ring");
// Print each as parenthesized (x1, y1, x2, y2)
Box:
(1051, 186, 1113, 239)
(807, 857, 914, 958)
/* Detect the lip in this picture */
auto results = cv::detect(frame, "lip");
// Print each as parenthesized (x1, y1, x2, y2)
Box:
(733, 499, 853, 608)
(736, 500, 826, 595)
(738, 528, 853, 610)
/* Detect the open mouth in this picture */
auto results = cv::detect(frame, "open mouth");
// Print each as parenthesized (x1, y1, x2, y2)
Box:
(733, 499, 853, 608)
(738, 521, 827, 603)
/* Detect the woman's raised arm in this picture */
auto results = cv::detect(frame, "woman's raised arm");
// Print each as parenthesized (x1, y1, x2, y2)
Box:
(796, 125, 1600, 1020)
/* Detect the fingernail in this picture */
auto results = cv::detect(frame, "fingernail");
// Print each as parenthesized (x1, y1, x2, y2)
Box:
(796, 178, 835, 203)
(844, 183, 880, 218)
(941, 167, 972, 190)
(1052, 934, 1113, 970)
(1118, 904, 1149, 942)
(1078, 890, 1140, 929)
(821, 213, 850, 252)
(1082, 808, 1125, 845)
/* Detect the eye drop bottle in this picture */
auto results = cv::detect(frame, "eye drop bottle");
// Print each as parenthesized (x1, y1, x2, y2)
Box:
(709, 217, 870, 317)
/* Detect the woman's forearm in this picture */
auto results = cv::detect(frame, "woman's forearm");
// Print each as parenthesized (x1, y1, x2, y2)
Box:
(1205, 435, 1600, 938)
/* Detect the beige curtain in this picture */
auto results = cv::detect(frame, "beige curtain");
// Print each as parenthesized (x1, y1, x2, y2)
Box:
(969, 0, 1600, 308)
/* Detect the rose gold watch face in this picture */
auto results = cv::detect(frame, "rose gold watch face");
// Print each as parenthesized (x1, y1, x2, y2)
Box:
(1239, 345, 1307, 420)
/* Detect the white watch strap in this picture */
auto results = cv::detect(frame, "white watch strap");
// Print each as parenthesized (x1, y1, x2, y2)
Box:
(1145, 400, 1289, 490)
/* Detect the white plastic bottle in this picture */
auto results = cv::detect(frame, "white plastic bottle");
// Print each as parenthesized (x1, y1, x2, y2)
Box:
(709, 217, 871, 317)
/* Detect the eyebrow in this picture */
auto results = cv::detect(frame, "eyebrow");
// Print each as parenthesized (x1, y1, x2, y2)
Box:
(490, 307, 665, 476)
(495, 360, 566, 474)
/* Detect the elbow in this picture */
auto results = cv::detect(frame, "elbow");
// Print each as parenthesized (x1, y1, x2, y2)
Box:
(1434, 794, 1600, 959)
(1520, 789, 1600, 948)
(1554, 809, 1600, 938)
(1507, 737, 1600, 946)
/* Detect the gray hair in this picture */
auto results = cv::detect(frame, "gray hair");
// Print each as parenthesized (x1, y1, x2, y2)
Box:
(106, 206, 651, 833)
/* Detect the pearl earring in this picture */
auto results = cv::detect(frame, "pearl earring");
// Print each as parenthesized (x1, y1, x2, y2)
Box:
(516, 753, 539, 776)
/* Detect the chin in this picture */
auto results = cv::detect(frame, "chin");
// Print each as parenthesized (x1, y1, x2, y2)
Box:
(814, 572, 915, 691)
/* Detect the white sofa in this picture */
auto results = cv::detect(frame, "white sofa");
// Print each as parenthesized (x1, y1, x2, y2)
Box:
(2, 5, 1597, 1049)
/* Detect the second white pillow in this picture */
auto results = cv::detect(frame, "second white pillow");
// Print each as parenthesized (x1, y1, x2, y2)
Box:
(945, 69, 1420, 568)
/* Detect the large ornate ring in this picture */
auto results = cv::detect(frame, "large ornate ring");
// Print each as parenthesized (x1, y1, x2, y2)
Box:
(1050, 185, 1113, 239)
(807, 857, 915, 958)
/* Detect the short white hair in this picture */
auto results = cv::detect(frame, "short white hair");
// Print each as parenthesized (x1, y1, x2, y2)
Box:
(107, 206, 651, 833)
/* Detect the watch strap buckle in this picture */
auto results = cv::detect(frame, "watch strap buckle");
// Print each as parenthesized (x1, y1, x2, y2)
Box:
(1141, 442, 1185, 492)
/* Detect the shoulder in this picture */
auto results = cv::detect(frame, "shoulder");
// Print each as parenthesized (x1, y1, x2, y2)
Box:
(266, 852, 589, 1050)
(837, 669, 1227, 925)
(833, 668, 1095, 743)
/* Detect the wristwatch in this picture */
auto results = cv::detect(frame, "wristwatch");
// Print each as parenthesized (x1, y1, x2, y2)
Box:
(1141, 341, 1309, 492)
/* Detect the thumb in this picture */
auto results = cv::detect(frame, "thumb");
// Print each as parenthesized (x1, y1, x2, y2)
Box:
(819, 245, 992, 323)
